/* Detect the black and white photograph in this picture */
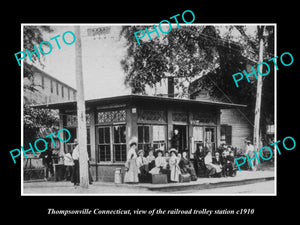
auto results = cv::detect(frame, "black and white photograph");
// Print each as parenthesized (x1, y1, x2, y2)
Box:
(3, 5, 298, 221)
(21, 24, 276, 195)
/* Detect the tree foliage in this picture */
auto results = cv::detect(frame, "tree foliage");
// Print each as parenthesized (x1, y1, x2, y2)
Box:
(23, 104, 59, 148)
(23, 26, 53, 80)
(120, 25, 275, 142)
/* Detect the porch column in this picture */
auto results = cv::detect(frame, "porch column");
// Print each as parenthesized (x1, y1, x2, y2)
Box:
(90, 110, 96, 163)
(126, 107, 138, 146)
(216, 109, 221, 151)
(59, 111, 65, 155)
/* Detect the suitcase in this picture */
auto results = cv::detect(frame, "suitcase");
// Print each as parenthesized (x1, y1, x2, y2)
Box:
(152, 174, 168, 184)
(179, 174, 191, 183)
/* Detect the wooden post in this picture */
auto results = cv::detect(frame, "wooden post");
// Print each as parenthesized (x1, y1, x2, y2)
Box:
(253, 26, 265, 170)
(74, 26, 89, 188)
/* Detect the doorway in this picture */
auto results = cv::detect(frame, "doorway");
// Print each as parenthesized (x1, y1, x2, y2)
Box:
(172, 125, 188, 153)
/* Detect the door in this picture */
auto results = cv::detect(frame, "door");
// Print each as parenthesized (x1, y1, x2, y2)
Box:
(204, 127, 216, 155)
(172, 125, 188, 153)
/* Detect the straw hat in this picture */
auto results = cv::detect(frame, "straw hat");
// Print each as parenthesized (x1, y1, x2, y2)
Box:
(137, 149, 144, 155)
(169, 148, 178, 154)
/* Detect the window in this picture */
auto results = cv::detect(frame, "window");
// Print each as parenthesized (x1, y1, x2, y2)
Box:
(192, 126, 203, 157)
(138, 125, 151, 153)
(61, 85, 64, 97)
(96, 125, 127, 163)
(152, 125, 166, 151)
(68, 88, 70, 100)
(97, 127, 111, 162)
(41, 76, 44, 89)
(113, 125, 126, 162)
(50, 80, 53, 93)
(221, 125, 232, 145)
(87, 128, 91, 159)
(56, 82, 59, 95)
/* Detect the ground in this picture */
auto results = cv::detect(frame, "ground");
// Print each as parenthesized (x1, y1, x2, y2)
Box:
(23, 169, 275, 195)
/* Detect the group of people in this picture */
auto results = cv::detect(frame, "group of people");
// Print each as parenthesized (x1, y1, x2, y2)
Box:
(124, 141, 239, 184)
(124, 142, 196, 184)
(63, 139, 93, 186)
(194, 142, 237, 178)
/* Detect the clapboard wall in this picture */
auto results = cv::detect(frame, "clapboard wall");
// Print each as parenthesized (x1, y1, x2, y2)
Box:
(220, 108, 252, 151)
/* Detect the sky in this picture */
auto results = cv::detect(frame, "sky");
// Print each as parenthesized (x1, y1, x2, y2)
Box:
(31, 25, 131, 100)
(26, 24, 260, 100)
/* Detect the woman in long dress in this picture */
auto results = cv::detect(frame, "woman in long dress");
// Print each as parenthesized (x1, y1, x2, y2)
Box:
(124, 142, 139, 184)
(169, 148, 181, 182)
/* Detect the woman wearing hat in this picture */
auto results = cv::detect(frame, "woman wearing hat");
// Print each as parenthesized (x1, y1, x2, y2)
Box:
(124, 142, 139, 184)
(179, 150, 197, 181)
(169, 148, 181, 182)
(149, 149, 167, 175)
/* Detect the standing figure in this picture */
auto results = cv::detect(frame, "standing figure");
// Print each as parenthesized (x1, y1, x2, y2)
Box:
(168, 148, 181, 182)
(71, 139, 80, 186)
(245, 140, 256, 170)
(40, 147, 54, 180)
(171, 129, 180, 152)
(71, 139, 93, 186)
(63, 148, 74, 181)
(124, 142, 139, 184)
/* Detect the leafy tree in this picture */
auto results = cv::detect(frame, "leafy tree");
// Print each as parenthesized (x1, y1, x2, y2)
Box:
(120, 25, 275, 144)
(23, 104, 59, 149)
(23, 26, 53, 81)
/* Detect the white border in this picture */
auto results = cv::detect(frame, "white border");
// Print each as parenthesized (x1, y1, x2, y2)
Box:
(20, 23, 277, 196)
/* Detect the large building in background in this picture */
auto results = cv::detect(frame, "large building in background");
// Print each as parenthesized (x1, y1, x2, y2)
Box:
(24, 62, 77, 105)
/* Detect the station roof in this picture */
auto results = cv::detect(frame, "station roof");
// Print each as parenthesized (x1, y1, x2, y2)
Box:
(32, 94, 247, 110)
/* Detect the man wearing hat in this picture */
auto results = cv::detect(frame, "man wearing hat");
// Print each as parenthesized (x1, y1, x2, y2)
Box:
(245, 139, 256, 171)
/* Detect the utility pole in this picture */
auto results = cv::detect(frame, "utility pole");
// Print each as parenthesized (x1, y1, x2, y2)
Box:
(74, 26, 89, 188)
(253, 25, 265, 170)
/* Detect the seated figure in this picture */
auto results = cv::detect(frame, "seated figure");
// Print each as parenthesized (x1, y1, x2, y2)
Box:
(212, 152, 223, 177)
(146, 149, 156, 171)
(136, 149, 150, 183)
(179, 151, 197, 181)
(149, 149, 167, 175)
(194, 142, 207, 177)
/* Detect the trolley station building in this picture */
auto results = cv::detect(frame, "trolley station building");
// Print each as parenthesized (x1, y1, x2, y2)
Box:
(35, 94, 246, 182)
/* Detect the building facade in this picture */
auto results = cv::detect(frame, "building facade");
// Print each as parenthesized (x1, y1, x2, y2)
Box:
(36, 94, 246, 182)
(24, 63, 77, 105)
(189, 83, 253, 152)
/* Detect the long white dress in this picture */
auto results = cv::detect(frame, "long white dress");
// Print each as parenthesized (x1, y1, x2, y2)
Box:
(124, 147, 139, 183)
(169, 155, 181, 182)
(149, 156, 167, 175)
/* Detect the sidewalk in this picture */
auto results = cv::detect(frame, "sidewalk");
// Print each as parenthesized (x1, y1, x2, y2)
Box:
(23, 170, 275, 195)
